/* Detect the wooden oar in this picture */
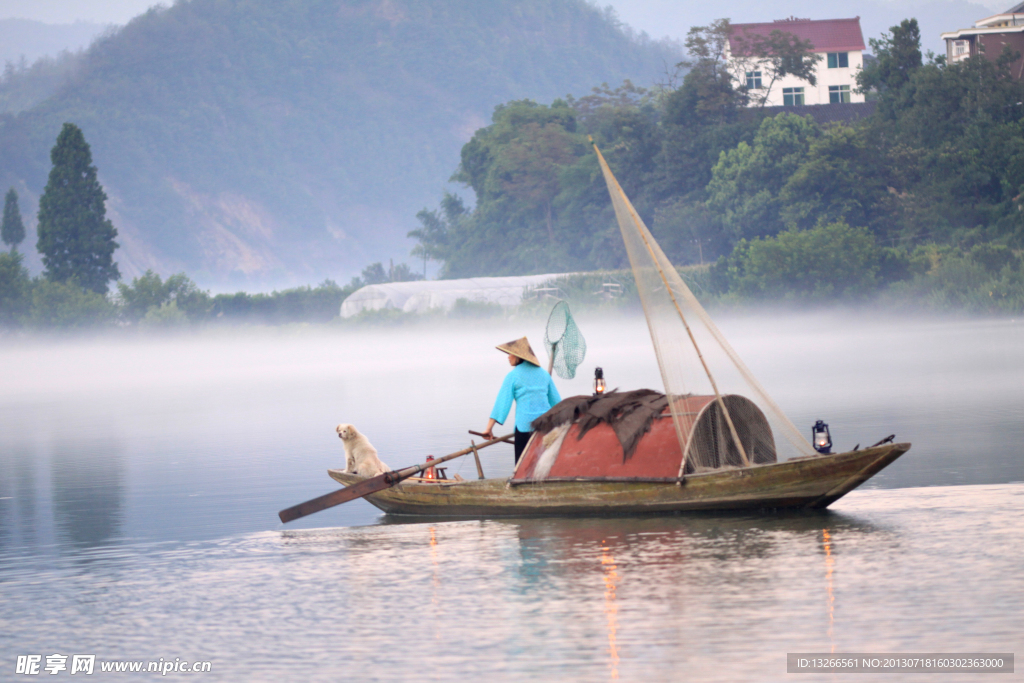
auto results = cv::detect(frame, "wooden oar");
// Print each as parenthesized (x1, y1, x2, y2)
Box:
(278, 433, 514, 523)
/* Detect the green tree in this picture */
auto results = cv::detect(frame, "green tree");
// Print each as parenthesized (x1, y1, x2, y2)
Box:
(493, 121, 581, 244)
(1, 189, 26, 252)
(656, 21, 756, 203)
(409, 192, 469, 274)
(719, 221, 881, 301)
(29, 279, 117, 328)
(349, 261, 424, 285)
(887, 243, 1024, 312)
(359, 263, 389, 286)
(674, 20, 748, 122)
(867, 47, 1024, 242)
(856, 19, 922, 96)
(455, 100, 579, 200)
(559, 82, 662, 269)
(208, 280, 349, 324)
(456, 100, 584, 248)
(568, 81, 661, 196)
(116, 270, 207, 324)
(706, 113, 821, 242)
(36, 123, 120, 294)
(444, 99, 589, 276)
(0, 251, 31, 325)
(651, 198, 724, 265)
(777, 125, 891, 233)
(390, 263, 424, 282)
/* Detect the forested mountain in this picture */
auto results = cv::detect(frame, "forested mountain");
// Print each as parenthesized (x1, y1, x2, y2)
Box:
(0, 0, 678, 286)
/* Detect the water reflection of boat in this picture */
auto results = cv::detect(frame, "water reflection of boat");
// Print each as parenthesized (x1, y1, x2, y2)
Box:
(301, 141, 911, 520)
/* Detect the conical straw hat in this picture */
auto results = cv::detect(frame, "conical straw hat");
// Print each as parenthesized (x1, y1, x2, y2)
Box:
(496, 337, 541, 366)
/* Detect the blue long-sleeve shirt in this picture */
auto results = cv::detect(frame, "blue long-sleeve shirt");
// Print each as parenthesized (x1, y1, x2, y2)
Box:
(490, 363, 562, 433)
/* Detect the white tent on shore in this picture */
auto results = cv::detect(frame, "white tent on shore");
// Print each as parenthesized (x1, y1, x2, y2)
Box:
(340, 273, 572, 318)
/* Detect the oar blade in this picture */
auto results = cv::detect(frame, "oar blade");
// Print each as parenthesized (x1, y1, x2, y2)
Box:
(278, 473, 393, 523)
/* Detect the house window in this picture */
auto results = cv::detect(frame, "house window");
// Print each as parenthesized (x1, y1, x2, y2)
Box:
(745, 71, 762, 89)
(952, 40, 969, 57)
(827, 52, 850, 68)
(829, 85, 851, 103)
(783, 87, 804, 106)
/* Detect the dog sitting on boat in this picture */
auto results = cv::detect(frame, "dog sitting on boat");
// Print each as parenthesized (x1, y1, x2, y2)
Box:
(336, 423, 390, 476)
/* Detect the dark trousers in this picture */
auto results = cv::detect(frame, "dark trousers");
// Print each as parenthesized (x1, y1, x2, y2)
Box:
(514, 429, 532, 465)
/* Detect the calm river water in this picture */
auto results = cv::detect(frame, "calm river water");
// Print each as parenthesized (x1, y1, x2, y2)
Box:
(1, 311, 1022, 681)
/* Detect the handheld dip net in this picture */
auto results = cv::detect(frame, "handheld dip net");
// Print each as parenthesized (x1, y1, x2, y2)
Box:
(592, 141, 816, 474)
(544, 300, 586, 380)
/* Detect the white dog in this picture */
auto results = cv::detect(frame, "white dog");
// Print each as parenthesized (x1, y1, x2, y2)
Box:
(336, 423, 390, 476)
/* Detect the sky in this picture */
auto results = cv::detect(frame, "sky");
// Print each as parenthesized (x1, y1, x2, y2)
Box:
(0, 0, 159, 23)
(607, 0, 998, 53)
(0, 0, 1007, 27)
(0, 0, 1007, 68)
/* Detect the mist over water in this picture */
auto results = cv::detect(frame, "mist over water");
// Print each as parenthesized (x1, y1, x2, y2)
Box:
(1, 311, 1022, 680)
(2, 311, 1020, 544)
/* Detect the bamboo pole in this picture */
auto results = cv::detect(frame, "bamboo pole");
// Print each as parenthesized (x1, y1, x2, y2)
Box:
(470, 440, 486, 480)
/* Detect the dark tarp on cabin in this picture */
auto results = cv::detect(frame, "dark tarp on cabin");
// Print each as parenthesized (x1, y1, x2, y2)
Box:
(532, 389, 669, 462)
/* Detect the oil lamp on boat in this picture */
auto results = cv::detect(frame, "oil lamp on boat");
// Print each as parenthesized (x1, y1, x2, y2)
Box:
(812, 420, 833, 454)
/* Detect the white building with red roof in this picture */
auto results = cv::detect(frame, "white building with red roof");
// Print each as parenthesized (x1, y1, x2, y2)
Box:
(726, 16, 866, 107)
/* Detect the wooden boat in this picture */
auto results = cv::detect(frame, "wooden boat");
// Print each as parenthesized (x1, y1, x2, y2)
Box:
(322, 387, 910, 517)
(328, 442, 909, 517)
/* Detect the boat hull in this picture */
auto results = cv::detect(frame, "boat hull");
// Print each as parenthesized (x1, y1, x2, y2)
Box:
(328, 442, 909, 517)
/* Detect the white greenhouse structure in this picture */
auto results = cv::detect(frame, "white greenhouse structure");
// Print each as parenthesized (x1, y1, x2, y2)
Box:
(339, 274, 574, 318)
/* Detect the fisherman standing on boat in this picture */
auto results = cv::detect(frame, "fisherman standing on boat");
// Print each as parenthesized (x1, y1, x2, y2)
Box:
(481, 337, 561, 465)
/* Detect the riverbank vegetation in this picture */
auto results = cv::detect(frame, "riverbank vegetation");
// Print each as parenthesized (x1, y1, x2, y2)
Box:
(3, 252, 1022, 332)
(410, 18, 1024, 313)
(0, 259, 431, 330)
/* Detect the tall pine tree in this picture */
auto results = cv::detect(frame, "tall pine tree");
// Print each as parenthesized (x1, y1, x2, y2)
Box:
(1, 188, 25, 253)
(37, 123, 120, 294)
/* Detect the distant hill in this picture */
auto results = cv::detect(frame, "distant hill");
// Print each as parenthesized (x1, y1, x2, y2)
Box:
(0, 0, 679, 287)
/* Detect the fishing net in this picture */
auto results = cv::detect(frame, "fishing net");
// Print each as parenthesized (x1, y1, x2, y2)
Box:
(544, 300, 587, 379)
(592, 142, 815, 474)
